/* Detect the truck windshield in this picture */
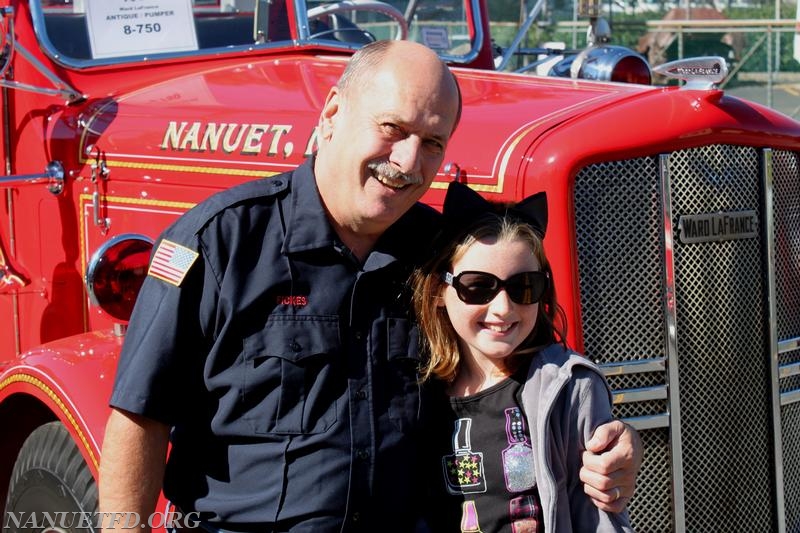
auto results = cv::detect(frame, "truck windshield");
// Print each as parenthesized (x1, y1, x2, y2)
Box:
(32, 0, 479, 67)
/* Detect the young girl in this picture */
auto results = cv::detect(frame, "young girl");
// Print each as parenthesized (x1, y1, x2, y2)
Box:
(413, 181, 633, 533)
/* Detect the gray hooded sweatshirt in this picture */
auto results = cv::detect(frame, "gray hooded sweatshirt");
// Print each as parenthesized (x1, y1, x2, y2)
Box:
(520, 343, 635, 532)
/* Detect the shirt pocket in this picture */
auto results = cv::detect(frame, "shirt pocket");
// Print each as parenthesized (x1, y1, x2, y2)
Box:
(385, 317, 422, 433)
(242, 316, 340, 435)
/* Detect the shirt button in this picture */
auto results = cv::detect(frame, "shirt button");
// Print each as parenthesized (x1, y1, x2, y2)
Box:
(356, 449, 369, 460)
(352, 512, 360, 522)
(355, 390, 367, 400)
(290, 341, 301, 352)
(354, 331, 363, 340)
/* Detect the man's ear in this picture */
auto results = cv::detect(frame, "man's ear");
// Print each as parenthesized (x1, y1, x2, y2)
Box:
(319, 86, 341, 141)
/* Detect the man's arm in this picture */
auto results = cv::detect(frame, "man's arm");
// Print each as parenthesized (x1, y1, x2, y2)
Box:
(99, 408, 171, 532)
(580, 420, 643, 513)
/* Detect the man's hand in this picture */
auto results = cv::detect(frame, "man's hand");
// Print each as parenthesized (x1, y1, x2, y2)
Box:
(580, 420, 643, 513)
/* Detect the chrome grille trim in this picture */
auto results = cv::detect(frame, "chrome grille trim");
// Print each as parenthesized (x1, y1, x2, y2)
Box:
(765, 148, 788, 533)
(778, 341, 800, 404)
(780, 337, 800, 353)
(780, 360, 800, 379)
(613, 385, 668, 404)
(625, 413, 670, 431)
(600, 361, 671, 430)
(599, 359, 670, 429)
(660, 152, 686, 533)
(783, 390, 800, 406)
(599, 358, 666, 376)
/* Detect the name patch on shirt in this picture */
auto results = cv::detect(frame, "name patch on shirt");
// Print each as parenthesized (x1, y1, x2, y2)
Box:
(148, 239, 199, 287)
(277, 295, 308, 307)
(274, 281, 310, 308)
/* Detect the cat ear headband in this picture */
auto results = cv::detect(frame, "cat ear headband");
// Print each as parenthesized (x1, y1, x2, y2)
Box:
(441, 180, 548, 238)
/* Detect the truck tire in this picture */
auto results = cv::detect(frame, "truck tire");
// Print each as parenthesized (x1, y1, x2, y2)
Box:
(4, 421, 98, 533)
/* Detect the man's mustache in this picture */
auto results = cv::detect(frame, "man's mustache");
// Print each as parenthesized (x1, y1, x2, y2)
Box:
(367, 160, 423, 185)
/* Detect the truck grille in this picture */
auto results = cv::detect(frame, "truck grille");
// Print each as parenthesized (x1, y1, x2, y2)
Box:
(573, 145, 800, 532)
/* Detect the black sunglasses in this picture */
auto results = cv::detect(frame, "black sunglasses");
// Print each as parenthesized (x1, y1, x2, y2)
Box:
(442, 270, 549, 305)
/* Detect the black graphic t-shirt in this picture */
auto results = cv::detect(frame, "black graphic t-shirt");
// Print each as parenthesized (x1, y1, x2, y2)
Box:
(420, 367, 544, 533)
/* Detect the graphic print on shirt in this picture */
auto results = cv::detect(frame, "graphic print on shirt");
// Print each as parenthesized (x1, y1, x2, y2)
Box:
(443, 418, 487, 494)
(509, 495, 540, 533)
(502, 407, 535, 492)
(461, 500, 483, 533)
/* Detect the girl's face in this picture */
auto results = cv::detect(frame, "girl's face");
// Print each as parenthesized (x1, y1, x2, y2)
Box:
(441, 235, 541, 370)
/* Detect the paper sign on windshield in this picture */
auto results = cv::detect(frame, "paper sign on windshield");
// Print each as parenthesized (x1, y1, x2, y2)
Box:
(86, 0, 198, 59)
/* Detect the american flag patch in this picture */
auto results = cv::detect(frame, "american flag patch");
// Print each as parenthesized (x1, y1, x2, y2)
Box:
(147, 239, 199, 287)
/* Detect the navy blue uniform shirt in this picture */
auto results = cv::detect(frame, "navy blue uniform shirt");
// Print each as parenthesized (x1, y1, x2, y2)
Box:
(110, 159, 439, 532)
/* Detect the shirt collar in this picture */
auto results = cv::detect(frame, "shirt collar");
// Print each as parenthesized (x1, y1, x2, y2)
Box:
(282, 157, 339, 254)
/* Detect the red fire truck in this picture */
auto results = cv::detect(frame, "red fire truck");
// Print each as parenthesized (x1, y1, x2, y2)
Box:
(0, 0, 798, 531)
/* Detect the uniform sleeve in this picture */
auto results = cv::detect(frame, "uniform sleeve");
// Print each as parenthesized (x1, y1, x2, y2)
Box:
(109, 232, 216, 426)
(566, 367, 635, 532)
